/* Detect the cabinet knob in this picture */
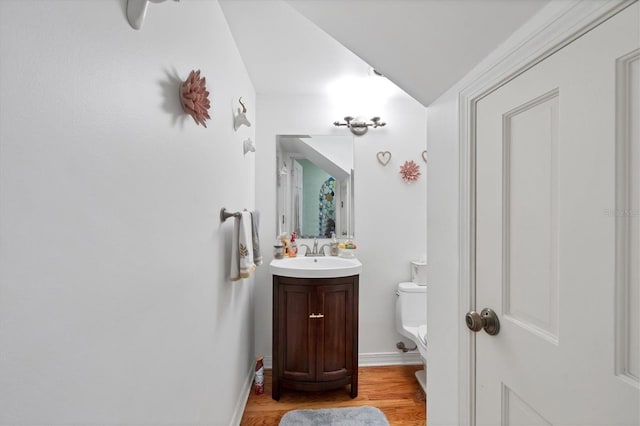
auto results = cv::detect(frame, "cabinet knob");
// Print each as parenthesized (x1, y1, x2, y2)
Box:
(309, 313, 325, 319)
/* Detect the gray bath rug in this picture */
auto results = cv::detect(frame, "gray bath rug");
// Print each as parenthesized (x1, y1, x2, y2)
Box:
(279, 406, 389, 426)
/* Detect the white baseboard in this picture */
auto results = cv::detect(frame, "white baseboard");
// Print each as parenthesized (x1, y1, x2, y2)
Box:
(263, 355, 273, 369)
(261, 351, 423, 370)
(229, 362, 256, 426)
(359, 351, 423, 366)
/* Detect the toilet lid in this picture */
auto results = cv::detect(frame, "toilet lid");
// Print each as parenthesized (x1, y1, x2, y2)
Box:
(418, 324, 427, 345)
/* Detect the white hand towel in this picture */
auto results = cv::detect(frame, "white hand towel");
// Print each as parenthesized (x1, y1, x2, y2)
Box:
(231, 211, 255, 281)
(251, 211, 262, 266)
(230, 216, 240, 281)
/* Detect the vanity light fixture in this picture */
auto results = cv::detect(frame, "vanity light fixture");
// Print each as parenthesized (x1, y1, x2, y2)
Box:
(333, 116, 386, 136)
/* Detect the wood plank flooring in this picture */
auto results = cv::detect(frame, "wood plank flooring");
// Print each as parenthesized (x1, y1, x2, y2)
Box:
(240, 365, 426, 425)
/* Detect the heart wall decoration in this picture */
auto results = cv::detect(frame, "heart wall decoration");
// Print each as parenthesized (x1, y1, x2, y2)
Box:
(376, 151, 392, 166)
(422, 150, 428, 163)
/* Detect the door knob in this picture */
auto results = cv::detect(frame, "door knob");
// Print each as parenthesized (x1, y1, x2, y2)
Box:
(465, 308, 500, 335)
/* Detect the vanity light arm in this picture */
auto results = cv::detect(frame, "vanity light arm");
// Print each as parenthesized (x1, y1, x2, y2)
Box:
(371, 117, 387, 128)
(350, 121, 369, 128)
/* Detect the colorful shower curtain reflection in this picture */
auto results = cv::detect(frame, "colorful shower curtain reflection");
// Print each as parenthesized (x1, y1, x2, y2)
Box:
(318, 177, 337, 237)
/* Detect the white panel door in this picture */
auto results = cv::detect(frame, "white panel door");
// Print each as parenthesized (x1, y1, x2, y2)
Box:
(475, 3, 640, 425)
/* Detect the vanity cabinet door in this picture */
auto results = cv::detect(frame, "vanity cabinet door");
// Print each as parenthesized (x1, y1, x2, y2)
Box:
(315, 282, 355, 383)
(276, 283, 316, 383)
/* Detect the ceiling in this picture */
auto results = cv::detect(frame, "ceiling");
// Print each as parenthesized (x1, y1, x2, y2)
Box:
(219, 0, 549, 107)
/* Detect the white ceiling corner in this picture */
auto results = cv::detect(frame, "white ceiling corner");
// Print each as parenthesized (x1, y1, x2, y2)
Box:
(219, 0, 376, 97)
(220, 0, 550, 107)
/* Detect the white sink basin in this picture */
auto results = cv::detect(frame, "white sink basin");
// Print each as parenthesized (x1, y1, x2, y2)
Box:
(270, 256, 362, 278)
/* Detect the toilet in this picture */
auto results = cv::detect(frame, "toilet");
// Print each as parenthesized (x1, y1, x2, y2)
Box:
(395, 261, 427, 392)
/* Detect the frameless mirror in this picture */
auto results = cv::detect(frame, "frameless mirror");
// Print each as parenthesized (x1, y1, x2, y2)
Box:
(276, 134, 354, 238)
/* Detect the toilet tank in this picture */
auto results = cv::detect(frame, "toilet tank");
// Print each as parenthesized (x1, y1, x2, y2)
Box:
(395, 282, 427, 330)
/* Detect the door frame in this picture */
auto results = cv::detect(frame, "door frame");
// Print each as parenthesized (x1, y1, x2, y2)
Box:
(457, 1, 635, 424)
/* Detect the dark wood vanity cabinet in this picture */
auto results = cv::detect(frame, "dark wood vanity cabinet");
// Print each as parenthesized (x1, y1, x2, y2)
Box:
(272, 274, 359, 400)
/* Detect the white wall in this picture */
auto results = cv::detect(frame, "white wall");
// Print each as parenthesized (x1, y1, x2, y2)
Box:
(255, 94, 427, 365)
(425, 88, 461, 426)
(0, 1, 256, 424)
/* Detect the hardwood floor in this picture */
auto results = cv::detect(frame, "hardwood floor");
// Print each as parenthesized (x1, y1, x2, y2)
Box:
(240, 365, 426, 425)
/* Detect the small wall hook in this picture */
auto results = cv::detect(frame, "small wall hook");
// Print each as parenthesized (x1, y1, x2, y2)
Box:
(234, 97, 252, 131)
(126, 0, 180, 30)
(243, 138, 256, 155)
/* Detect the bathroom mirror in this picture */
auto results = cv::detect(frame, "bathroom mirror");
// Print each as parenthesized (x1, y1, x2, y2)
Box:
(276, 134, 354, 238)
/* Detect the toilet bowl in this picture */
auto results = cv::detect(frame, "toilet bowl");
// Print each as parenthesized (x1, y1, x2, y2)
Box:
(395, 281, 427, 392)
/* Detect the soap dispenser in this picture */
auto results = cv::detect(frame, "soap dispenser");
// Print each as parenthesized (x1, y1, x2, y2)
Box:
(288, 232, 298, 257)
(330, 232, 339, 256)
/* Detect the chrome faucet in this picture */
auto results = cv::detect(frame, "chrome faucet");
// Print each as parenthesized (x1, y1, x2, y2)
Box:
(298, 244, 312, 256)
(304, 238, 327, 256)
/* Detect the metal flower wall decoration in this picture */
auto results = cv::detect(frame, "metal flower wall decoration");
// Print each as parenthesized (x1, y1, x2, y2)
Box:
(180, 69, 211, 127)
(399, 160, 421, 183)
